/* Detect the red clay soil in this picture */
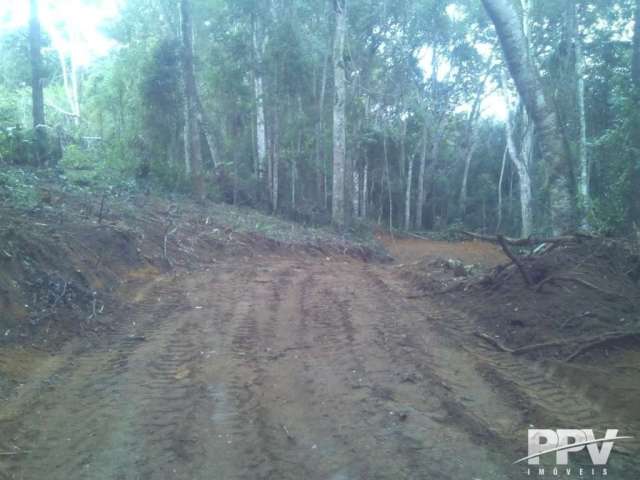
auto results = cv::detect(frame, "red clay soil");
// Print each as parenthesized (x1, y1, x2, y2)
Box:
(395, 235, 640, 359)
(378, 234, 507, 267)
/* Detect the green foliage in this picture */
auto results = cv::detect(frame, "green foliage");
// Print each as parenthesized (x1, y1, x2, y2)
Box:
(0, 0, 638, 236)
(60, 144, 95, 169)
(0, 125, 34, 164)
(0, 168, 39, 208)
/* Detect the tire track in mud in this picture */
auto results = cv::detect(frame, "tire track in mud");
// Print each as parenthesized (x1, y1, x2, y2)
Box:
(357, 265, 521, 478)
(380, 266, 640, 476)
(7, 254, 612, 479)
(187, 260, 306, 479)
(129, 262, 261, 479)
(1, 278, 193, 480)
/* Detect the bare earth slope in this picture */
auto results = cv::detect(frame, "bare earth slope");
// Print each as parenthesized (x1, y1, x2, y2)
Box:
(2, 249, 639, 479)
(1, 254, 519, 479)
(0, 171, 638, 479)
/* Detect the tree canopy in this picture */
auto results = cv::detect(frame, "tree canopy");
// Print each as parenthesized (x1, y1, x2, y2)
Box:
(1, 0, 638, 235)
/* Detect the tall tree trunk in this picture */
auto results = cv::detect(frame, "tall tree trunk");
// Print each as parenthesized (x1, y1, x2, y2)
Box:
(180, 0, 205, 201)
(496, 144, 508, 232)
(459, 59, 492, 215)
(459, 136, 479, 216)
(633, 0, 640, 87)
(631, 0, 640, 225)
(482, 0, 575, 234)
(361, 159, 368, 219)
(29, 0, 46, 165)
(331, 0, 348, 226)
(576, 31, 589, 227)
(404, 152, 414, 230)
(316, 51, 329, 205)
(195, 94, 218, 168)
(503, 100, 534, 237)
(383, 133, 392, 232)
(353, 168, 360, 217)
(253, 15, 268, 193)
(414, 120, 428, 230)
(271, 107, 280, 212)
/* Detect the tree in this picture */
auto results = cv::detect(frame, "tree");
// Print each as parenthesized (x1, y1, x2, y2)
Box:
(633, 0, 640, 88)
(482, 0, 575, 234)
(29, 0, 46, 165)
(180, 0, 205, 201)
(332, 0, 348, 226)
(253, 12, 268, 195)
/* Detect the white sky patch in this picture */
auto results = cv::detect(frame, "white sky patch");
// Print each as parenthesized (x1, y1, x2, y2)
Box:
(445, 3, 466, 22)
(418, 43, 507, 121)
(0, 0, 122, 66)
(481, 88, 508, 121)
(418, 46, 452, 82)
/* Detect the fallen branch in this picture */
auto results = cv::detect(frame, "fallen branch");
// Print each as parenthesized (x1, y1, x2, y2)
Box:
(497, 235, 533, 286)
(476, 330, 640, 359)
(474, 332, 514, 353)
(535, 275, 627, 299)
(281, 424, 295, 442)
(460, 231, 592, 246)
(566, 332, 640, 362)
(406, 232, 432, 241)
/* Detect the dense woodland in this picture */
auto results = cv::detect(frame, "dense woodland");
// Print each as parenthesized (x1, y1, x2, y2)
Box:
(1, 0, 639, 236)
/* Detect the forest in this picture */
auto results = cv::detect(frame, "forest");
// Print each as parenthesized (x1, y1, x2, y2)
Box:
(2, 0, 638, 236)
(1, 1, 640, 479)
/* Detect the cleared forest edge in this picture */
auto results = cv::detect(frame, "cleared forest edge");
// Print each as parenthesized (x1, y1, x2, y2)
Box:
(1, 169, 639, 479)
(0, 166, 387, 347)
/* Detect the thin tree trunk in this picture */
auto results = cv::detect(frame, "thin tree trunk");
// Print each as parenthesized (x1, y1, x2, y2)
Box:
(404, 152, 414, 230)
(331, 0, 348, 226)
(253, 15, 268, 191)
(353, 169, 360, 217)
(70, 51, 80, 122)
(195, 94, 218, 168)
(29, 0, 46, 165)
(361, 159, 368, 219)
(496, 144, 508, 232)
(183, 102, 191, 176)
(633, 0, 640, 87)
(459, 136, 479, 216)
(316, 51, 329, 203)
(383, 133, 392, 232)
(272, 111, 279, 212)
(415, 121, 428, 230)
(483, 0, 575, 234)
(576, 31, 589, 226)
(399, 118, 407, 183)
(180, 0, 205, 201)
(459, 60, 492, 215)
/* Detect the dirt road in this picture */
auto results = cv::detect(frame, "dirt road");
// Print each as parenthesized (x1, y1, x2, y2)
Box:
(1, 252, 637, 479)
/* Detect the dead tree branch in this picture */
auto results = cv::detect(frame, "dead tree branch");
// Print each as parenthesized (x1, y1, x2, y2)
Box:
(474, 332, 514, 353)
(535, 275, 628, 299)
(497, 234, 533, 286)
(566, 332, 640, 362)
(476, 330, 640, 359)
(460, 230, 592, 246)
